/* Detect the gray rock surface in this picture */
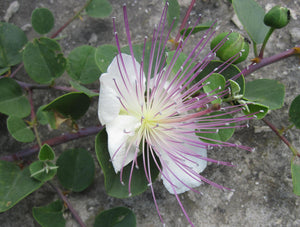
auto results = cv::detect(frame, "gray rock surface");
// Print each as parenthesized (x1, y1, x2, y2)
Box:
(0, 0, 300, 226)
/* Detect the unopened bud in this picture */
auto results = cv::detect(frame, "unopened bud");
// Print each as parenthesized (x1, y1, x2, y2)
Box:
(264, 6, 290, 29)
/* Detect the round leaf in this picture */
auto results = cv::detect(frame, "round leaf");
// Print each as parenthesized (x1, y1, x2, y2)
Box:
(31, 8, 55, 34)
(69, 80, 99, 97)
(0, 22, 28, 67)
(289, 95, 300, 129)
(7, 116, 35, 142)
(32, 200, 65, 227)
(242, 102, 269, 119)
(94, 207, 136, 227)
(56, 148, 95, 192)
(0, 78, 31, 118)
(39, 144, 55, 161)
(95, 130, 160, 198)
(95, 44, 118, 72)
(0, 160, 43, 212)
(86, 0, 112, 18)
(23, 37, 67, 84)
(29, 160, 57, 182)
(203, 73, 226, 104)
(198, 112, 235, 144)
(291, 157, 300, 196)
(165, 0, 180, 31)
(67, 45, 101, 84)
(42, 92, 90, 120)
(36, 105, 56, 129)
(244, 79, 285, 110)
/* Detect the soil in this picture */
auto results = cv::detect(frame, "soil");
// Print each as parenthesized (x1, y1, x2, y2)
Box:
(0, 0, 300, 226)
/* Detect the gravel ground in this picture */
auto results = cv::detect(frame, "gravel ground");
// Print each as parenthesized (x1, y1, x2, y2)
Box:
(0, 0, 300, 226)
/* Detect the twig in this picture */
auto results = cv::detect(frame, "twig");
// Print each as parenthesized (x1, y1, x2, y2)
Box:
(262, 118, 300, 157)
(28, 89, 42, 147)
(1, 125, 103, 161)
(48, 182, 86, 227)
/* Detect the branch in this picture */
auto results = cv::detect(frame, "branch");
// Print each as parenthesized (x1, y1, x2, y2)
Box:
(1, 125, 103, 161)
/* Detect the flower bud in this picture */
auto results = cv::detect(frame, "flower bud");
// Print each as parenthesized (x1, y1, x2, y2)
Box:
(210, 32, 249, 64)
(264, 6, 290, 29)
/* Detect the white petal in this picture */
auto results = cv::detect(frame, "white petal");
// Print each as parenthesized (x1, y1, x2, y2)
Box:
(106, 115, 141, 173)
(161, 136, 207, 194)
(98, 53, 145, 125)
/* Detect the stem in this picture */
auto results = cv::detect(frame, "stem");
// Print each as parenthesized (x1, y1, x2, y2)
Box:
(0, 125, 103, 162)
(253, 42, 258, 57)
(262, 118, 300, 157)
(28, 89, 42, 147)
(258, 27, 275, 58)
(17, 80, 79, 92)
(243, 46, 300, 76)
(50, 0, 93, 39)
(48, 182, 86, 227)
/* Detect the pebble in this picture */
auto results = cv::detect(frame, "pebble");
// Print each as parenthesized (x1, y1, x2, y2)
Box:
(21, 23, 32, 32)
(290, 27, 300, 43)
(88, 33, 98, 45)
(231, 14, 243, 30)
(4, 1, 20, 22)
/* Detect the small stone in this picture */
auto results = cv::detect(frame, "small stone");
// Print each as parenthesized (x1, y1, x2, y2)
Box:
(254, 126, 272, 133)
(21, 23, 32, 32)
(290, 27, 300, 43)
(231, 14, 243, 30)
(4, 1, 20, 22)
(88, 33, 98, 45)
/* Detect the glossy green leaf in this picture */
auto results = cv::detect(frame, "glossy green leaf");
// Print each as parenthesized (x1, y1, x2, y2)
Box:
(31, 8, 54, 34)
(95, 130, 160, 199)
(180, 21, 215, 37)
(32, 200, 65, 227)
(94, 207, 136, 227)
(232, 0, 269, 44)
(39, 144, 55, 161)
(43, 92, 90, 120)
(198, 112, 235, 144)
(86, 0, 112, 18)
(203, 73, 226, 104)
(0, 22, 28, 67)
(95, 44, 118, 72)
(289, 95, 300, 129)
(291, 157, 300, 196)
(67, 45, 101, 84)
(229, 79, 241, 96)
(244, 79, 285, 110)
(29, 160, 57, 182)
(196, 60, 245, 95)
(242, 102, 268, 119)
(36, 105, 56, 129)
(56, 148, 95, 192)
(164, 0, 180, 31)
(0, 160, 43, 212)
(69, 80, 98, 97)
(0, 78, 30, 118)
(7, 116, 35, 142)
(23, 37, 67, 84)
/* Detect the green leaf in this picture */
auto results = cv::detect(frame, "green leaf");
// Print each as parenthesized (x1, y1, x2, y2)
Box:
(0, 78, 31, 118)
(86, 0, 112, 18)
(0, 22, 28, 67)
(291, 157, 300, 196)
(7, 116, 35, 142)
(56, 148, 95, 192)
(95, 44, 118, 72)
(0, 160, 43, 212)
(203, 73, 226, 104)
(180, 21, 215, 38)
(36, 105, 57, 129)
(31, 8, 55, 34)
(0, 67, 10, 75)
(289, 95, 300, 129)
(39, 144, 55, 161)
(198, 112, 235, 144)
(196, 60, 245, 95)
(242, 102, 269, 119)
(94, 207, 136, 227)
(232, 0, 269, 44)
(32, 200, 65, 227)
(23, 37, 67, 84)
(164, 0, 180, 31)
(229, 79, 241, 96)
(67, 45, 101, 84)
(69, 80, 98, 97)
(29, 160, 57, 182)
(95, 130, 160, 199)
(244, 79, 285, 110)
(43, 92, 90, 120)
